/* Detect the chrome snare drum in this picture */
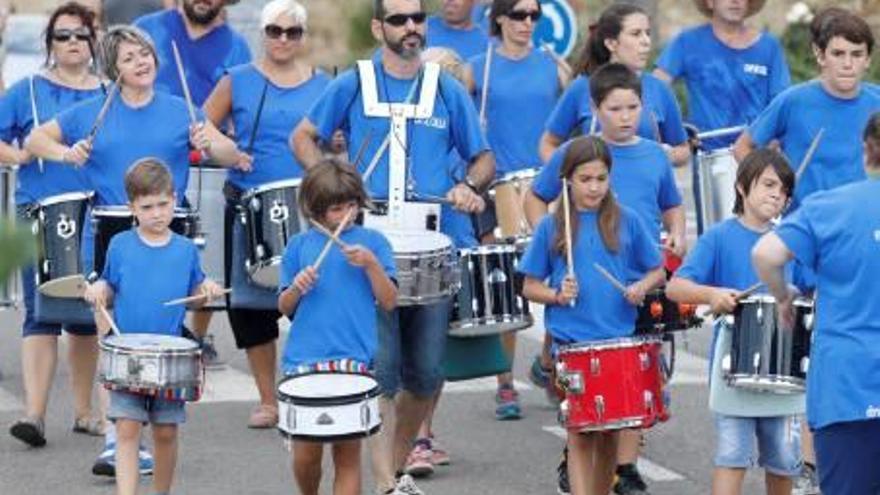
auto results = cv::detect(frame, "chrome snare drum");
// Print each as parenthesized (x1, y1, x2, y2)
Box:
(240, 179, 306, 288)
(384, 229, 459, 306)
(34, 192, 92, 298)
(449, 244, 532, 336)
(99, 334, 203, 397)
(491, 168, 539, 241)
(722, 296, 813, 394)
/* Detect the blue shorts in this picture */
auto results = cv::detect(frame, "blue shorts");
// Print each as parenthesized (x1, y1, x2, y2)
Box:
(814, 419, 880, 495)
(108, 390, 187, 425)
(375, 299, 450, 398)
(713, 413, 801, 476)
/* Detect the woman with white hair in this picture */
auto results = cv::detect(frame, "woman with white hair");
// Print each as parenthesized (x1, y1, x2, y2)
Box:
(202, 0, 330, 429)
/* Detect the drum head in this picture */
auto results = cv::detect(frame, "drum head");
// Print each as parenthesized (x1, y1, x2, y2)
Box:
(498, 168, 540, 184)
(278, 373, 377, 400)
(103, 333, 199, 352)
(38, 275, 87, 299)
(38, 191, 93, 207)
(242, 178, 302, 200)
(383, 229, 451, 253)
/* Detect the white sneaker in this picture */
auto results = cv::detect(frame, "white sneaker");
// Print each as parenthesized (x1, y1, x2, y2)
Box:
(392, 474, 424, 495)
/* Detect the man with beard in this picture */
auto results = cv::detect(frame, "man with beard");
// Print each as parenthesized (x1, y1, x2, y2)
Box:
(292, 2, 494, 493)
(134, 0, 251, 106)
(426, 0, 489, 60)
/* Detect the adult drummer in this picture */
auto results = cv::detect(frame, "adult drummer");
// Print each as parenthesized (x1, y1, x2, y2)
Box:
(0, 2, 105, 448)
(654, 0, 790, 149)
(292, 1, 493, 493)
(24, 24, 240, 475)
(733, 9, 880, 211)
(426, 0, 489, 60)
(202, 0, 330, 429)
(752, 112, 880, 495)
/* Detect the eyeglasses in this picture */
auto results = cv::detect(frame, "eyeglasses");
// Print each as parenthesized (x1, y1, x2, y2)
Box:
(383, 12, 427, 27)
(52, 28, 91, 43)
(264, 24, 305, 41)
(506, 9, 541, 22)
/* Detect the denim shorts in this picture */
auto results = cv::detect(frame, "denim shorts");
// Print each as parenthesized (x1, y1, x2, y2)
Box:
(108, 390, 186, 425)
(374, 298, 450, 398)
(714, 413, 801, 476)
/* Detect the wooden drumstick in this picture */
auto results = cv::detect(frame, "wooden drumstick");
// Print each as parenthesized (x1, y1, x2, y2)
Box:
(163, 288, 232, 306)
(309, 219, 350, 249)
(86, 73, 124, 145)
(795, 128, 824, 181)
(478, 42, 492, 128)
(735, 282, 764, 302)
(593, 262, 628, 295)
(312, 207, 355, 270)
(561, 178, 576, 306)
(171, 41, 197, 125)
(96, 304, 121, 336)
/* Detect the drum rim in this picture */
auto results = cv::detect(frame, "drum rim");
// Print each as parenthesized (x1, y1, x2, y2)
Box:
(100, 376, 203, 391)
(725, 374, 806, 393)
(397, 292, 456, 306)
(277, 423, 381, 442)
(383, 229, 453, 249)
(449, 314, 533, 334)
(241, 178, 303, 199)
(738, 295, 813, 307)
(277, 371, 380, 406)
(567, 416, 653, 432)
(496, 167, 541, 184)
(559, 336, 663, 353)
(37, 191, 94, 206)
(100, 333, 201, 353)
(92, 205, 195, 218)
(458, 244, 517, 256)
(393, 246, 454, 257)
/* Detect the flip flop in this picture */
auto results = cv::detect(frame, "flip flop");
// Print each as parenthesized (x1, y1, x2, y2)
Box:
(10, 418, 46, 447)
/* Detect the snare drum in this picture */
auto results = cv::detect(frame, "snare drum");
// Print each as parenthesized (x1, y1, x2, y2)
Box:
(240, 179, 306, 288)
(722, 296, 813, 394)
(491, 168, 539, 241)
(696, 147, 737, 231)
(277, 372, 381, 441)
(91, 206, 198, 277)
(99, 333, 203, 399)
(636, 289, 702, 334)
(556, 337, 669, 432)
(449, 244, 532, 336)
(384, 229, 459, 306)
(34, 192, 92, 298)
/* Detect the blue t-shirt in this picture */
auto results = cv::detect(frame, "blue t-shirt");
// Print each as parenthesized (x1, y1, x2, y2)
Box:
(470, 47, 559, 175)
(56, 91, 199, 206)
(748, 80, 880, 209)
(102, 230, 205, 336)
(656, 24, 790, 149)
(517, 207, 661, 343)
(775, 179, 880, 430)
(226, 64, 330, 190)
(135, 9, 252, 106)
(544, 73, 687, 146)
(426, 15, 489, 60)
(278, 225, 396, 370)
(0, 76, 102, 204)
(531, 138, 682, 242)
(307, 56, 489, 200)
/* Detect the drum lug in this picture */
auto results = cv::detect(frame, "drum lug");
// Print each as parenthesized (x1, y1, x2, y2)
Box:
(639, 352, 650, 371)
(752, 352, 761, 372)
(559, 371, 583, 394)
(643, 391, 654, 415)
(249, 196, 261, 212)
(360, 402, 370, 431)
(721, 354, 731, 373)
(804, 313, 814, 331)
(289, 405, 296, 431)
(723, 314, 735, 327)
(31, 220, 39, 236)
(590, 356, 601, 376)
(192, 233, 206, 248)
(42, 259, 50, 276)
(255, 244, 265, 259)
(800, 356, 810, 374)
(127, 357, 142, 379)
(757, 305, 763, 323)
(594, 395, 605, 421)
(558, 399, 569, 425)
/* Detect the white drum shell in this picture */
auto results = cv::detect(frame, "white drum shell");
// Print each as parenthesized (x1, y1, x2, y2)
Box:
(277, 373, 381, 441)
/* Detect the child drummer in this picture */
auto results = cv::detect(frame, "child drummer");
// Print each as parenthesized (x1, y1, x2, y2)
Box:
(666, 148, 808, 494)
(83, 158, 224, 495)
(517, 136, 665, 495)
(277, 158, 397, 495)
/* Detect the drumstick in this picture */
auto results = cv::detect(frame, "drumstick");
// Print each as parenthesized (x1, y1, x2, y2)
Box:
(86, 73, 123, 145)
(171, 41, 198, 125)
(309, 219, 349, 249)
(735, 282, 764, 301)
(163, 288, 232, 306)
(561, 178, 575, 277)
(540, 43, 573, 80)
(361, 136, 389, 183)
(312, 207, 355, 270)
(351, 129, 373, 169)
(478, 42, 492, 128)
(795, 128, 824, 181)
(96, 304, 121, 336)
(593, 262, 628, 294)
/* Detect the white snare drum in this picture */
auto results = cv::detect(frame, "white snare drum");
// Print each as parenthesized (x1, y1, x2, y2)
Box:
(491, 168, 540, 241)
(99, 334, 202, 395)
(384, 229, 459, 306)
(277, 372, 381, 441)
(696, 146, 737, 231)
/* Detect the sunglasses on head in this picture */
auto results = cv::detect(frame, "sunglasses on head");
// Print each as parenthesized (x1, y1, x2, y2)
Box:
(383, 12, 427, 27)
(506, 9, 541, 22)
(52, 28, 91, 43)
(264, 24, 305, 41)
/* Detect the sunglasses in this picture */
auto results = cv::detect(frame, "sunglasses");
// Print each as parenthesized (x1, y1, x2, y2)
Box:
(506, 9, 541, 22)
(52, 28, 91, 43)
(264, 24, 305, 41)
(383, 12, 427, 27)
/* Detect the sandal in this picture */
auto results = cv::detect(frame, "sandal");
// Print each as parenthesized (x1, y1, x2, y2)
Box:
(73, 416, 105, 436)
(247, 404, 278, 429)
(10, 417, 46, 447)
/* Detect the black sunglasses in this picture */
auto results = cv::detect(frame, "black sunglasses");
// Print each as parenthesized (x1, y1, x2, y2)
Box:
(264, 24, 305, 41)
(506, 9, 541, 22)
(52, 28, 91, 43)
(383, 12, 427, 27)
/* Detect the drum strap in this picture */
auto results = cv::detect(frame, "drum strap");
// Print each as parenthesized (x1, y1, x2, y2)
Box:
(246, 79, 270, 154)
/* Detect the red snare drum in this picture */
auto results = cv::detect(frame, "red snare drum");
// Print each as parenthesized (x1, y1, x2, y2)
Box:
(556, 337, 670, 432)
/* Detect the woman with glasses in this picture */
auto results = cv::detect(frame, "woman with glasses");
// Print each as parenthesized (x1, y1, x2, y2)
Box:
(0, 1, 106, 448)
(539, 3, 690, 167)
(202, 0, 330, 430)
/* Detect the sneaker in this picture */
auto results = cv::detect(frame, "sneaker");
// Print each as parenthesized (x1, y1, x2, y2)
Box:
(91, 444, 155, 477)
(557, 449, 570, 495)
(404, 439, 434, 478)
(428, 437, 450, 466)
(391, 474, 424, 495)
(495, 384, 522, 420)
(793, 463, 821, 495)
(613, 463, 650, 495)
(528, 355, 560, 406)
(10, 417, 46, 447)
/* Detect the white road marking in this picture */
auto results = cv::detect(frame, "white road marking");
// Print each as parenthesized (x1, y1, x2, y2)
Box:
(444, 378, 532, 393)
(541, 426, 686, 482)
(0, 386, 23, 412)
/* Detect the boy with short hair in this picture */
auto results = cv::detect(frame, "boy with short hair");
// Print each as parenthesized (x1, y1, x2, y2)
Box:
(84, 158, 223, 495)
